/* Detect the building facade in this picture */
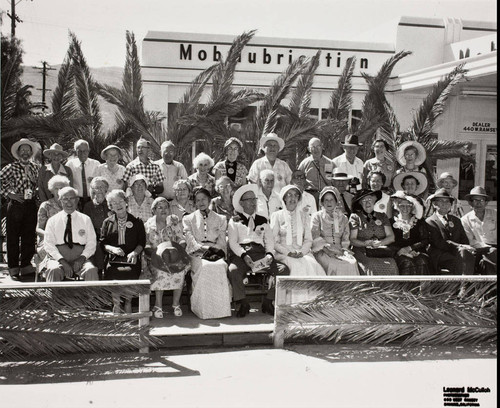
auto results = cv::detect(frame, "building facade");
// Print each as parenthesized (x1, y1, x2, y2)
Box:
(141, 16, 497, 208)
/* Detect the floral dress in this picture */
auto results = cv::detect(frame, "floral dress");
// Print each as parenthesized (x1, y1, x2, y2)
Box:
(169, 199, 196, 220)
(188, 172, 216, 197)
(144, 215, 189, 290)
(213, 160, 248, 187)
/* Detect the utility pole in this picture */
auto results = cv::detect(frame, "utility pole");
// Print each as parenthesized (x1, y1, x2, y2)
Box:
(6, 0, 33, 38)
(33, 61, 55, 112)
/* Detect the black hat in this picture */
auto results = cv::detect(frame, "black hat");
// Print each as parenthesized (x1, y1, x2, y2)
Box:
(352, 189, 383, 212)
(341, 134, 363, 146)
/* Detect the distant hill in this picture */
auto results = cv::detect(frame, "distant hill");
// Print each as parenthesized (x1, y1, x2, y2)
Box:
(21, 65, 123, 131)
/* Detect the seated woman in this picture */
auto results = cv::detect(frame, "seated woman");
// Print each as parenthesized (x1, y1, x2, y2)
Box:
(170, 179, 196, 219)
(311, 187, 359, 276)
(270, 185, 326, 303)
(349, 189, 398, 275)
(126, 174, 153, 223)
(100, 189, 146, 313)
(392, 171, 428, 202)
(144, 197, 190, 318)
(209, 176, 236, 221)
(367, 171, 393, 218)
(188, 152, 216, 197)
(34, 174, 71, 275)
(83, 177, 110, 274)
(213, 137, 248, 187)
(389, 191, 431, 275)
(183, 187, 231, 319)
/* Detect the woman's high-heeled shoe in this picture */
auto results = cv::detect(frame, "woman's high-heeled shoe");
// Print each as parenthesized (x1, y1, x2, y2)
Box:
(261, 298, 274, 316)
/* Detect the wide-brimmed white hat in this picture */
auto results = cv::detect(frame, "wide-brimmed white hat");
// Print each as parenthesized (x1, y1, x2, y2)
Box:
(392, 171, 428, 196)
(232, 184, 259, 214)
(101, 145, 123, 160)
(436, 172, 458, 188)
(11, 138, 40, 160)
(126, 174, 150, 197)
(396, 141, 427, 166)
(259, 133, 285, 152)
(43, 143, 68, 159)
(391, 191, 424, 219)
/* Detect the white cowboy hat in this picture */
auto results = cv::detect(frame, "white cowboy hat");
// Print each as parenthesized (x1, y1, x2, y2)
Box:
(396, 141, 427, 166)
(43, 143, 69, 159)
(392, 171, 428, 196)
(11, 138, 40, 160)
(232, 184, 259, 214)
(259, 133, 285, 152)
(101, 145, 123, 161)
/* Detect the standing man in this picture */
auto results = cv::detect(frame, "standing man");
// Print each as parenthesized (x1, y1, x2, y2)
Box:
(66, 139, 100, 211)
(228, 184, 289, 317)
(248, 133, 292, 195)
(0, 138, 40, 278)
(123, 138, 165, 197)
(298, 137, 335, 205)
(461, 186, 497, 274)
(332, 134, 364, 186)
(43, 187, 99, 281)
(154, 141, 188, 201)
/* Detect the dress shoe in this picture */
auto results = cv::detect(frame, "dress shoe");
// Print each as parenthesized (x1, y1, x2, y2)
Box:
(20, 265, 35, 275)
(261, 298, 274, 315)
(9, 267, 20, 280)
(236, 299, 250, 318)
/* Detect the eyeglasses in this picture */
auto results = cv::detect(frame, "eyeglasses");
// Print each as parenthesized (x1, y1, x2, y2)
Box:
(226, 147, 239, 152)
(241, 197, 258, 202)
(293, 175, 306, 180)
(472, 198, 486, 203)
(360, 197, 374, 203)
(60, 197, 79, 203)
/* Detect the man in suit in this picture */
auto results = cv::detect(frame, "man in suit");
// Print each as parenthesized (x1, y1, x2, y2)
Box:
(228, 184, 289, 317)
(425, 188, 475, 275)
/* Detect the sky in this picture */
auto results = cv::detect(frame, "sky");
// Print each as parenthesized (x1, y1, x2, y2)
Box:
(1, 0, 497, 68)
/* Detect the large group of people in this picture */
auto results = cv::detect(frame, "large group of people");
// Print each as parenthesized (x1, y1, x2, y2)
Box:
(0, 132, 496, 319)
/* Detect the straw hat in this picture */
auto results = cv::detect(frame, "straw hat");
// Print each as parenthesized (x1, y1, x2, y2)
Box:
(392, 171, 428, 196)
(43, 143, 68, 159)
(259, 133, 285, 152)
(11, 138, 40, 160)
(150, 241, 190, 274)
(396, 141, 427, 166)
(464, 186, 491, 202)
(331, 170, 353, 181)
(101, 145, 123, 161)
(224, 137, 243, 150)
(232, 184, 259, 214)
(436, 172, 458, 188)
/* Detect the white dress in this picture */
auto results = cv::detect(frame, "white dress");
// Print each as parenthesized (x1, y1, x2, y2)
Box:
(270, 208, 326, 304)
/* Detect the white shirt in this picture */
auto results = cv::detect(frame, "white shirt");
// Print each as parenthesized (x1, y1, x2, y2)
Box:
(44, 210, 97, 261)
(331, 153, 364, 181)
(256, 187, 282, 220)
(66, 157, 101, 197)
(298, 190, 317, 219)
(461, 208, 497, 248)
(248, 156, 292, 195)
(228, 212, 275, 257)
(154, 159, 188, 200)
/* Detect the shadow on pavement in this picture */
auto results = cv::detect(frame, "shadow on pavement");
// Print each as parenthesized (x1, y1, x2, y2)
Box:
(0, 350, 200, 384)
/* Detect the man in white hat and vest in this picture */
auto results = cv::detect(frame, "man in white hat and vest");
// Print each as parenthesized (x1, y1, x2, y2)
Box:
(461, 186, 497, 275)
(154, 140, 188, 201)
(228, 184, 289, 317)
(66, 139, 100, 211)
(0, 137, 40, 279)
(248, 133, 292, 195)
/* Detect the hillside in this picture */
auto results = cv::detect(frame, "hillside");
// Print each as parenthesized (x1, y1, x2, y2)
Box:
(21, 65, 123, 131)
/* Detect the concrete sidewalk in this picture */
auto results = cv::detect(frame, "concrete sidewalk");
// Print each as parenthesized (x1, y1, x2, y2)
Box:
(0, 345, 496, 408)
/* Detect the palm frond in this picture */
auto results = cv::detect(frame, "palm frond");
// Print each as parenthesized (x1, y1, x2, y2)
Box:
(288, 51, 321, 118)
(327, 55, 356, 123)
(123, 31, 143, 102)
(410, 64, 468, 144)
(50, 52, 77, 118)
(423, 139, 472, 161)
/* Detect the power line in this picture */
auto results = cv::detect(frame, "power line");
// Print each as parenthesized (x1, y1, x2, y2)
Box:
(5, 0, 33, 37)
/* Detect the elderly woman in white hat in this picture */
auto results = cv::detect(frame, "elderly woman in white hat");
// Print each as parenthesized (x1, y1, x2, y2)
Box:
(37, 143, 74, 203)
(248, 133, 292, 195)
(94, 144, 126, 192)
(126, 174, 154, 223)
(389, 191, 430, 275)
(0, 138, 40, 278)
(270, 185, 326, 303)
(213, 137, 248, 187)
(311, 186, 359, 276)
(395, 140, 428, 175)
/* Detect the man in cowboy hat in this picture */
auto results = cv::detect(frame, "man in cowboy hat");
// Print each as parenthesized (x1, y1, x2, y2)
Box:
(332, 134, 364, 183)
(0, 137, 41, 279)
(66, 139, 101, 211)
(43, 186, 99, 281)
(425, 188, 476, 275)
(331, 170, 354, 216)
(154, 140, 188, 201)
(248, 132, 292, 195)
(123, 138, 165, 198)
(297, 137, 335, 205)
(461, 186, 497, 275)
(227, 184, 289, 317)
(38, 143, 74, 203)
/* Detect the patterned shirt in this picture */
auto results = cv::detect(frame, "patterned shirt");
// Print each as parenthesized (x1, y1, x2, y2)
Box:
(188, 172, 216, 197)
(213, 160, 248, 187)
(0, 160, 39, 200)
(94, 163, 126, 191)
(127, 195, 154, 223)
(363, 157, 395, 188)
(123, 157, 165, 187)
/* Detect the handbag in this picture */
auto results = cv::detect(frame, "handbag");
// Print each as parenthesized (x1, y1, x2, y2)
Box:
(365, 246, 396, 258)
(109, 254, 137, 265)
(202, 247, 225, 262)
